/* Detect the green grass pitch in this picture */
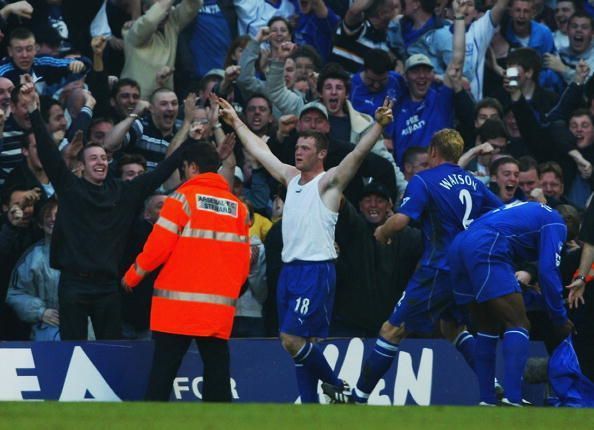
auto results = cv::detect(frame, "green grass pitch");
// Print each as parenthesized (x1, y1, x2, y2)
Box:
(1, 403, 594, 430)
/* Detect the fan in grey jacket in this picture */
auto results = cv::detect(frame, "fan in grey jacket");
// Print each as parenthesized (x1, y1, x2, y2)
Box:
(6, 199, 60, 340)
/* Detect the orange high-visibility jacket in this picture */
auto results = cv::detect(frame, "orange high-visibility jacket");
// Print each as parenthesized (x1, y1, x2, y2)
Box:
(124, 173, 250, 339)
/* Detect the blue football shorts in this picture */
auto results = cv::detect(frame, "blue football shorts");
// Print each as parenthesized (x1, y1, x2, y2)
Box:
(449, 228, 522, 305)
(388, 265, 466, 335)
(277, 260, 336, 338)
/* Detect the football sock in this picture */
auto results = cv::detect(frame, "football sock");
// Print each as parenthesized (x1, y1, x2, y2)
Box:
(355, 336, 399, 401)
(294, 363, 318, 403)
(454, 330, 476, 372)
(293, 342, 340, 393)
(502, 327, 530, 404)
(476, 332, 499, 404)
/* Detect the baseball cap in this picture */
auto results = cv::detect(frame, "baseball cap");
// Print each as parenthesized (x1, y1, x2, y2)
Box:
(203, 69, 225, 80)
(404, 54, 434, 73)
(298, 101, 328, 119)
(359, 181, 391, 201)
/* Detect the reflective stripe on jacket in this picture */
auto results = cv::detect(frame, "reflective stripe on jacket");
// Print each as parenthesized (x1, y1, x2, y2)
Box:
(124, 172, 250, 339)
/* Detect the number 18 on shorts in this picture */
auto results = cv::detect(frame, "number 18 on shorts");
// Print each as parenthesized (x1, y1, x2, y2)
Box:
(277, 260, 336, 338)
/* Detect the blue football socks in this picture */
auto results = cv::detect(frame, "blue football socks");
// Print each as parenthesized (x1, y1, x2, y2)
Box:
(294, 364, 318, 403)
(454, 330, 476, 371)
(355, 336, 400, 402)
(293, 342, 340, 402)
(476, 332, 499, 404)
(502, 327, 530, 404)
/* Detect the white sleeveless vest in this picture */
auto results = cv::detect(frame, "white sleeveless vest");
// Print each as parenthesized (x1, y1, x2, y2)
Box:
(281, 172, 338, 263)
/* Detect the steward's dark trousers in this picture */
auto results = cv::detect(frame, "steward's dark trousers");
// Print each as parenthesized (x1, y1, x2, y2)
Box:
(145, 331, 231, 402)
(58, 274, 122, 340)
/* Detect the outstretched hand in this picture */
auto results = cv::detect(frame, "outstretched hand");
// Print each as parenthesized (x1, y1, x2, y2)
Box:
(565, 279, 586, 309)
(217, 97, 240, 127)
(374, 98, 393, 127)
(217, 132, 236, 161)
(63, 130, 84, 168)
(184, 92, 197, 121)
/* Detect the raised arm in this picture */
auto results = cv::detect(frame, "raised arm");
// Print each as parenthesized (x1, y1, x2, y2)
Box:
(311, 0, 330, 18)
(169, 0, 202, 33)
(217, 132, 238, 191)
(458, 142, 494, 168)
(218, 97, 298, 186)
(125, 0, 173, 47)
(344, 0, 374, 29)
(322, 101, 393, 193)
(237, 33, 266, 97)
(451, 0, 467, 67)
(103, 100, 150, 153)
(265, 42, 305, 115)
(490, 0, 512, 25)
(21, 82, 74, 190)
(546, 62, 590, 123)
(86, 36, 111, 118)
(66, 92, 95, 142)
(131, 138, 188, 197)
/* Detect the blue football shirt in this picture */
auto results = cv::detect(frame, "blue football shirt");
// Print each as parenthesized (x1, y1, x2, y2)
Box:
(468, 201, 568, 324)
(392, 84, 454, 166)
(399, 163, 502, 270)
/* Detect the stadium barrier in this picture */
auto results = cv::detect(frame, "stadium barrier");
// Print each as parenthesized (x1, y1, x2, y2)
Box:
(0, 338, 547, 404)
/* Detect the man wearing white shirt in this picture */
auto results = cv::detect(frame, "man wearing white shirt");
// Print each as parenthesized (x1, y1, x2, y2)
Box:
(234, 0, 295, 37)
(462, 0, 510, 100)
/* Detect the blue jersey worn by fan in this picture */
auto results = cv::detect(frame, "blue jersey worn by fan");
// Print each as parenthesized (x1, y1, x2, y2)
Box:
(391, 84, 454, 166)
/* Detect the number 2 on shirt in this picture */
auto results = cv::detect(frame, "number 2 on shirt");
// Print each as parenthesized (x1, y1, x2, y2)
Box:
(459, 189, 474, 229)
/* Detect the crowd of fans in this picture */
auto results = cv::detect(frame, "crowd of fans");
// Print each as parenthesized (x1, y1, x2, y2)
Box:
(0, 0, 593, 381)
